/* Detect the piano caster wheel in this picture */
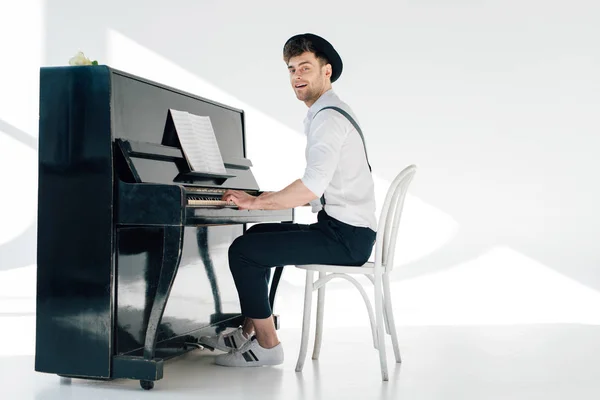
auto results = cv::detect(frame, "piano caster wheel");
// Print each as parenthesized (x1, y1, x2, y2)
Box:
(140, 380, 154, 390)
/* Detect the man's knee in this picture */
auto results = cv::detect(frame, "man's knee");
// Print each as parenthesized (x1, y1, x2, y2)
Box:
(245, 224, 266, 234)
(228, 235, 250, 272)
(229, 236, 243, 258)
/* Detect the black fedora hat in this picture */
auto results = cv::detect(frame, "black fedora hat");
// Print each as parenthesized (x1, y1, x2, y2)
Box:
(284, 33, 343, 83)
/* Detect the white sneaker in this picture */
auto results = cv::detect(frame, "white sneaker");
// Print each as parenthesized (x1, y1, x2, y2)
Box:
(215, 337, 284, 367)
(199, 327, 252, 352)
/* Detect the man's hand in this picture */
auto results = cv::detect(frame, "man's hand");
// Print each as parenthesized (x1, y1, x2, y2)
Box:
(222, 180, 316, 210)
(222, 190, 258, 210)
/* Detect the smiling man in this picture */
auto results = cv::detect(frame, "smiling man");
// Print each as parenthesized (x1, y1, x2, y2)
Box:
(200, 33, 377, 367)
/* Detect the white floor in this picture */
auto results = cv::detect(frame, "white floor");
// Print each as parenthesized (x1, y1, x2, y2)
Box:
(3, 264, 600, 399)
(1, 324, 600, 400)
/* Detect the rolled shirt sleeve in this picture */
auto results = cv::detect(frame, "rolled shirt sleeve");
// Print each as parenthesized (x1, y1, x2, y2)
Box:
(301, 110, 348, 198)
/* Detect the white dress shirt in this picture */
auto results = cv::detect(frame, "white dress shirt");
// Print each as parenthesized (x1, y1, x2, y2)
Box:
(301, 89, 377, 232)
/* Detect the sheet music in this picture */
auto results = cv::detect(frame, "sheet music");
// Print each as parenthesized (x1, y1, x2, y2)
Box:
(168, 109, 227, 175)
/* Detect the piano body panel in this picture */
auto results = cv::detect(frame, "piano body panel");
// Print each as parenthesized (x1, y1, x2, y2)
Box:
(36, 66, 115, 378)
(110, 71, 258, 191)
(115, 225, 243, 356)
(117, 181, 185, 226)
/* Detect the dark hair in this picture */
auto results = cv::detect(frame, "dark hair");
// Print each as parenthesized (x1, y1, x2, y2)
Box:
(283, 36, 329, 67)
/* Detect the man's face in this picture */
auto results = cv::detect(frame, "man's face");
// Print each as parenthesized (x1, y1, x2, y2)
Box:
(287, 52, 332, 106)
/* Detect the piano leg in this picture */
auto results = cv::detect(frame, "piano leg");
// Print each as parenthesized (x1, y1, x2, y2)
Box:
(197, 227, 222, 315)
(140, 225, 184, 390)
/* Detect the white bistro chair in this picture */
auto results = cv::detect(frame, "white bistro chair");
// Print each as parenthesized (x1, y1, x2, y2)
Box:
(295, 164, 417, 381)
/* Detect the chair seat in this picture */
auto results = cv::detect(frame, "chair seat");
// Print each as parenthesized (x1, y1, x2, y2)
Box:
(295, 261, 375, 275)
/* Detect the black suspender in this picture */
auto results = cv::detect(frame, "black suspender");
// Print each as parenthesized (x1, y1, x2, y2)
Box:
(312, 106, 372, 206)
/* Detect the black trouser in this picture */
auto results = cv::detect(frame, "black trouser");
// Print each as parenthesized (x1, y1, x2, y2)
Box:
(228, 210, 377, 319)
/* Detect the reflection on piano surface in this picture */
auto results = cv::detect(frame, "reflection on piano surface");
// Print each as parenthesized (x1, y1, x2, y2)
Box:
(35, 66, 293, 390)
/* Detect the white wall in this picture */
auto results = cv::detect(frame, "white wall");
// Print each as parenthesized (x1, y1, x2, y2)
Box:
(1, 0, 599, 343)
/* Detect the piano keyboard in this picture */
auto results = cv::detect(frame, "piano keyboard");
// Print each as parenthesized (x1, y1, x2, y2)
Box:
(186, 188, 236, 208)
(185, 187, 260, 208)
(187, 198, 237, 207)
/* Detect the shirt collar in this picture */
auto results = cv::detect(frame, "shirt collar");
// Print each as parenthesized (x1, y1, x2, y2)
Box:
(306, 89, 338, 121)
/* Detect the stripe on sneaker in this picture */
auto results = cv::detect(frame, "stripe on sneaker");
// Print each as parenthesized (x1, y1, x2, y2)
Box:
(241, 351, 254, 362)
(230, 335, 238, 349)
(248, 350, 259, 361)
(224, 336, 232, 348)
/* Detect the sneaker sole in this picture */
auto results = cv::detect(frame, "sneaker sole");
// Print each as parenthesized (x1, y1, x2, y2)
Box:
(215, 359, 284, 367)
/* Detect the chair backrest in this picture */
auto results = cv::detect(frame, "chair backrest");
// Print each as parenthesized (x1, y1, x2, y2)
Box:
(373, 164, 417, 272)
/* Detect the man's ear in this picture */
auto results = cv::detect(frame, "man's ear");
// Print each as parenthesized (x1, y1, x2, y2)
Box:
(324, 63, 332, 79)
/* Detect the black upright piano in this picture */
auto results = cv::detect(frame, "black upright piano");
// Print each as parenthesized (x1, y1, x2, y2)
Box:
(35, 66, 293, 390)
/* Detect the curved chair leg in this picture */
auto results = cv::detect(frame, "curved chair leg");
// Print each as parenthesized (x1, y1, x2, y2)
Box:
(312, 271, 326, 360)
(295, 270, 315, 372)
(383, 273, 401, 363)
(374, 270, 389, 381)
(322, 273, 378, 349)
(364, 275, 383, 349)
(383, 299, 391, 335)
